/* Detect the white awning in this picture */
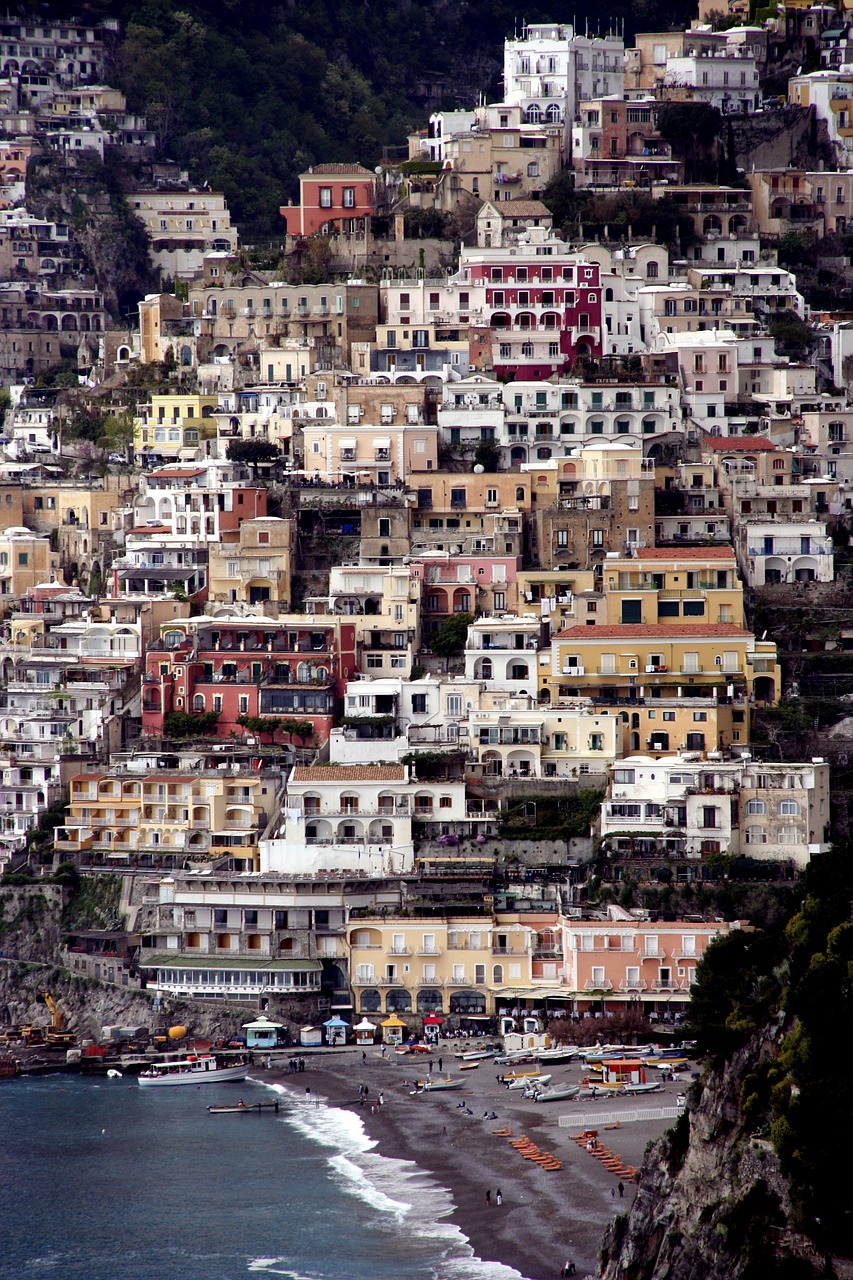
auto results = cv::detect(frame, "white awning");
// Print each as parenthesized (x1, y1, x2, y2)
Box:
(339, 438, 357, 450)
(372, 437, 391, 448)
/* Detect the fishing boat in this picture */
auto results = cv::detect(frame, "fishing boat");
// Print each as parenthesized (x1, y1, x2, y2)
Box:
(459, 1060, 481, 1071)
(622, 1081, 662, 1095)
(536, 1046, 579, 1064)
(207, 1100, 280, 1114)
(532, 1083, 581, 1103)
(508, 1072, 551, 1091)
(138, 1052, 249, 1088)
(456, 1048, 496, 1062)
(499, 1069, 543, 1084)
(412, 1077, 464, 1093)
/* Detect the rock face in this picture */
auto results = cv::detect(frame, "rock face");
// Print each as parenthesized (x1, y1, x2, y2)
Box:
(598, 1029, 816, 1280)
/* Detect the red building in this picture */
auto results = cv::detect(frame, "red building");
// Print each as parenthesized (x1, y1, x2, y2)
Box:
(465, 251, 603, 379)
(141, 616, 357, 747)
(280, 163, 375, 237)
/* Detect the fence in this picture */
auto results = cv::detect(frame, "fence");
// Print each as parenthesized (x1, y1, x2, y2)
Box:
(559, 1105, 682, 1127)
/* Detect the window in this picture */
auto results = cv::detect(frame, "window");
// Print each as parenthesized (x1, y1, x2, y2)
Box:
(319, 187, 332, 207)
(342, 187, 355, 208)
(779, 799, 800, 816)
(412, 694, 427, 714)
(745, 799, 766, 815)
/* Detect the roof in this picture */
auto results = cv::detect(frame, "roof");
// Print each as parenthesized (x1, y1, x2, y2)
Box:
(143, 955, 322, 971)
(635, 547, 736, 560)
(291, 765, 405, 783)
(494, 199, 551, 218)
(304, 163, 374, 177)
(554, 624, 753, 640)
(704, 436, 776, 452)
(148, 466, 207, 478)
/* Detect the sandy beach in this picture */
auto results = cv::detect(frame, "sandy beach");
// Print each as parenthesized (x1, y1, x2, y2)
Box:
(262, 1046, 693, 1280)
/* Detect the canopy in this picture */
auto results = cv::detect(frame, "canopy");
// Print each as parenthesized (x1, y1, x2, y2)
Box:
(422, 1014, 445, 1026)
(242, 1015, 284, 1030)
(323, 1016, 349, 1028)
(353, 1018, 377, 1032)
(381, 1014, 407, 1028)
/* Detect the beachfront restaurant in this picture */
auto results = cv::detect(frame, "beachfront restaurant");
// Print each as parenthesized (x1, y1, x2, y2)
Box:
(143, 956, 323, 1002)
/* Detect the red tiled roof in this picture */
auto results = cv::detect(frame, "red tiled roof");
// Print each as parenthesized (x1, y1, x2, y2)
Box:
(130, 525, 172, 535)
(636, 547, 735, 560)
(147, 467, 207, 478)
(704, 437, 776, 451)
(305, 163, 374, 176)
(553, 624, 752, 640)
(291, 766, 405, 783)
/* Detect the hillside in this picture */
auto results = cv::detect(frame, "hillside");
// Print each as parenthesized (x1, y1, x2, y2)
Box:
(12, 0, 695, 234)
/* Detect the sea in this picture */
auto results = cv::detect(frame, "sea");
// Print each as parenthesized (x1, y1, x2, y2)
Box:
(0, 1074, 531, 1280)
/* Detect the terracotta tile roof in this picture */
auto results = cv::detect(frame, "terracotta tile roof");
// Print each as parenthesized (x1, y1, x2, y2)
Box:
(494, 199, 551, 217)
(291, 765, 406, 783)
(147, 467, 207, 478)
(704, 437, 776, 451)
(636, 547, 736, 560)
(553, 623, 752, 640)
(130, 525, 172, 535)
(305, 163, 374, 176)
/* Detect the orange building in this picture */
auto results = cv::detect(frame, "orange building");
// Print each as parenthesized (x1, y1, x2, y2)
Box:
(281, 163, 375, 237)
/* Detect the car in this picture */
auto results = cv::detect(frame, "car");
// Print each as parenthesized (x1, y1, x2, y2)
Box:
(108, 453, 125, 464)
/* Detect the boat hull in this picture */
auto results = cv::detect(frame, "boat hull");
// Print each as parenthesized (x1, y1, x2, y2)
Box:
(138, 1060, 249, 1087)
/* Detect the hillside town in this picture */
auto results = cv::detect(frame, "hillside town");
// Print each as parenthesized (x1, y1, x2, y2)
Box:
(1, 5, 851, 1046)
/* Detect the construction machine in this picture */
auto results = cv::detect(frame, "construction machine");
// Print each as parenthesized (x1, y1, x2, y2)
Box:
(37, 990, 76, 1047)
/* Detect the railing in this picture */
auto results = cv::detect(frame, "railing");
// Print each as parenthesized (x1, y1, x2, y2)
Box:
(386, 946, 412, 956)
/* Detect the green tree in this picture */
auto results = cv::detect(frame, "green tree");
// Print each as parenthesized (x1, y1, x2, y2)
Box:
(429, 612, 473, 662)
(98, 410, 135, 461)
(163, 710, 220, 738)
(226, 439, 281, 477)
(474, 440, 501, 472)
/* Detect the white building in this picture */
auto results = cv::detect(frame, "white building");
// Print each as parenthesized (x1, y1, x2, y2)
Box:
(600, 754, 831, 866)
(503, 21, 625, 147)
(663, 51, 760, 113)
(734, 520, 834, 585)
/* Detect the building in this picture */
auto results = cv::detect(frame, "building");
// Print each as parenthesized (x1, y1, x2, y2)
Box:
(503, 22, 625, 145)
(734, 520, 835, 585)
(133, 394, 221, 462)
(0, 527, 60, 598)
(600, 754, 831, 866)
(208, 516, 296, 615)
(280, 163, 376, 237)
(128, 189, 238, 279)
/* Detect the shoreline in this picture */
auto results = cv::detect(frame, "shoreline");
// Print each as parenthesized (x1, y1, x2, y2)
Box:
(258, 1048, 689, 1280)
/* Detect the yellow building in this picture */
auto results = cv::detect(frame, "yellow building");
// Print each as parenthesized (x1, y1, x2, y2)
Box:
(56, 763, 280, 872)
(0, 527, 59, 598)
(543, 622, 780, 752)
(208, 516, 296, 617)
(134, 393, 220, 460)
(23, 479, 123, 535)
(302, 418, 439, 485)
(517, 568, 600, 630)
(599, 548, 744, 627)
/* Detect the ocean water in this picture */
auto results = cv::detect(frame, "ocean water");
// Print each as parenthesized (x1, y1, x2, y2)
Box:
(0, 1074, 531, 1280)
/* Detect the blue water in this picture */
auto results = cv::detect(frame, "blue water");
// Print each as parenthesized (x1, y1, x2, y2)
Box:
(0, 1075, 529, 1280)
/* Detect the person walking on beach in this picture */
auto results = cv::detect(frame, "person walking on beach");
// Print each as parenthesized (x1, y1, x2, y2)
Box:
(362, 1050, 367, 1065)
(378, 1091, 384, 1107)
(438, 1056, 443, 1073)
(485, 1190, 491, 1206)
(495, 1188, 502, 1206)
(618, 1181, 625, 1198)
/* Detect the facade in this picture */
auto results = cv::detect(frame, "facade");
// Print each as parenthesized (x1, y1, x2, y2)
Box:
(208, 516, 296, 615)
(600, 754, 831, 866)
(280, 163, 375, 237)
(734, 520, 834, 585)
(128, 190, 238, 279)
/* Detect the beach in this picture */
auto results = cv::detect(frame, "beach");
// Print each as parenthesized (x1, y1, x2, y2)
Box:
(264, 1047, 692, 1280)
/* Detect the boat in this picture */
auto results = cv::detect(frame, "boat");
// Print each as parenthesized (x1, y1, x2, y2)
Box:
(623, 1081, 662, 1095)
(207, 1100, 280, 1115)
(455, 1048, 496, 1062)
(412, 1077, 464, 1093)
(138, 1053, 249, 1087)
(459, 1061, 480, 1071)
(106, 1069, 123, 1079)
(500, 1069, 544, 1084)
(531, 1083, 581, 1103)
(508, 1072, 551, 1091)
(536, 1047, 580, 1064)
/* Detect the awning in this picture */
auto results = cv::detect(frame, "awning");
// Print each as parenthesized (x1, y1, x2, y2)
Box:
(372, 437, 391, 448)
(339, 438, 357, 450)
(323, 1016, 349, 1028)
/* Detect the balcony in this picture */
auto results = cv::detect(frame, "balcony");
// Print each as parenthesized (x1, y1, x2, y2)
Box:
(416, 946, 443, 957)
(644, 664, 668, 674)
(582, 979, 614, 991)
(619, 978, 649, 991)
(640, 949, 665, 960)
(561, 665, 585, 676)
(446, 974, 472, 986)
(386, 946, 412, 956)
(377, 976, 406, 987)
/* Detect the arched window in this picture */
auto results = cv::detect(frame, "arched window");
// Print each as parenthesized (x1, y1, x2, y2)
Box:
(745, 799, 766, 815)
(524, 104, 542, 123)
(360, 989, 381, 1012)
(745, 826, 767, 844)
(516, 486, 525, 501)
(493, 964, 504, 985)
(778, 825, 799, 844)
(646, 261, 659, 279)
(340, 793, 359, 814)
(192, 694, 205, 712)
(779, 799, 800, 816)
(605, 287, 614, 302)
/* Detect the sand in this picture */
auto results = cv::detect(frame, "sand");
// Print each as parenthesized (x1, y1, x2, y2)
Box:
(264, 1046, 694, 1280)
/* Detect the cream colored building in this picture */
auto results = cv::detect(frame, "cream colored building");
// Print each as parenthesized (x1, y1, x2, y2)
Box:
(0, 527, 60, 598)
(128, 190, 238, 279)
(301, 418, 438, 484)
(208, 516, 296, 616)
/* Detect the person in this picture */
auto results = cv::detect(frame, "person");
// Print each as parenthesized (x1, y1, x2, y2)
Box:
(378, 1091, 384, 1106)
(485, 1189, 491, 1205)
(495, 1188, 502, 1206)
(618, 1181, 625, 1198)
(381, 1045, 386, 1058)
(362, 1050, 367, 1064)
(438, 1056, 443, 1073)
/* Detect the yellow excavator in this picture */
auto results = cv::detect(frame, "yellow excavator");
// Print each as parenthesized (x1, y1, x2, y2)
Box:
(37, 990, 76, 1048)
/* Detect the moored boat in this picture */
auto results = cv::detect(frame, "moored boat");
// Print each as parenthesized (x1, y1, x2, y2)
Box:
(532, 1083, 581, 1103)
(138, 1052, 249, 1087)
(508, 1072, 551, 1091)
(412, 1077, 464, 1093)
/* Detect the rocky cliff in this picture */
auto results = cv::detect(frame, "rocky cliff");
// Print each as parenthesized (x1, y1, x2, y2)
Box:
(598, 1027, 820, 1280)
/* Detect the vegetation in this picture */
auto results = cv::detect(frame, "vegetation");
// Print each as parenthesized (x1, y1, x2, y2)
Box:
(428, 612, 474, 660)
(226, 439, 281, 476)
(236, 715, 314, 747)
(163, 710, 221, 738)
(499, 789, 603, 840)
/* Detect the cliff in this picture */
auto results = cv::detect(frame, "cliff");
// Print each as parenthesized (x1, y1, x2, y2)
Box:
(597, 1026, 820, 1280)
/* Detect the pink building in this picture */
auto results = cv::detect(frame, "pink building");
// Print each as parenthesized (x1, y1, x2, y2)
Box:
(465, 252, 603, 379)
(280, 163, 375, 237)
(409, 554, 520, 634)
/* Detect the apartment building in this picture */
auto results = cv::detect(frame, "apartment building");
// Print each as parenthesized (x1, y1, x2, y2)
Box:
(0, 527, 59, 597)
(411, 553, 520, 634)
(55, 751, 280, 872)
(208, 516, 295, 615)
(571, 96, 680, 189)
(408, 472, 530, 564)
(599, 547, 744, 627)
(280, 162, 375, 237)
(301, 417, 438, 486)
(128, 190, 238, 279)
(600, 754, 831, 866)
(141, 615, 357, 746)
(734, 520, 835, 585)
(503, 22, 625, 135)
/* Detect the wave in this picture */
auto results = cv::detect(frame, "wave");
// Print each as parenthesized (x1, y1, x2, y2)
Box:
(256, 1080, 532, 1280)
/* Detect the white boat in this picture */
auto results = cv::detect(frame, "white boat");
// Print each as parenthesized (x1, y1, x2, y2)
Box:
(137, 1053, 249, 1087)
(412, 1077, 464, 1093)
(508, 1072, 551, 1091)
(536, 1047, 580, 1064)
(456, 1049, 497, 1062)
(623, 1081, 662, 1095)
(532, 1083, 581, 1103)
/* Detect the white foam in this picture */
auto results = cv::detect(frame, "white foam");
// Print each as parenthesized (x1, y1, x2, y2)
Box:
(247, 1263, 321, 1279)
(258, 1081, 533, 1280)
